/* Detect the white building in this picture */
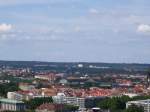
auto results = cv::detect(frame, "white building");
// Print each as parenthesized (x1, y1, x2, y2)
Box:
(7, 92, 24, 101)
(7, 92, 31, 101)
(123, 93, 139, 98)
(126, 99, 150, 112)
(52, 93, 66, 104)
(77, 98, 85, 109)
(34, 74, 55, 83)
(52, 93, 85, 109)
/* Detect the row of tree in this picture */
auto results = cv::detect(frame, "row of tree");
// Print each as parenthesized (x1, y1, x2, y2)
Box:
(24, 97, 53, 110)
(24, 97, 79, 112)
(0, 82, 20, 97)
(96, 95, 150, 112)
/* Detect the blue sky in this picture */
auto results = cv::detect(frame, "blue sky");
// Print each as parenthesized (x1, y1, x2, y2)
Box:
(0, 0, 150, 63)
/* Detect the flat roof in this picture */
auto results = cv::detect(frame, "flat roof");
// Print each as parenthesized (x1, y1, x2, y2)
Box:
(0, 99, 24, 104)
(127, 99, 150, 105)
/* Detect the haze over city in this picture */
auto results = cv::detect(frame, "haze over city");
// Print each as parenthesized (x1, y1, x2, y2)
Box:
(0, 0, 150, 63)
(1, 1, 150, 112)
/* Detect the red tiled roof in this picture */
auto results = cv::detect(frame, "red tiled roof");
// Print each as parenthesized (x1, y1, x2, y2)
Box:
(36, 103, 64, 111)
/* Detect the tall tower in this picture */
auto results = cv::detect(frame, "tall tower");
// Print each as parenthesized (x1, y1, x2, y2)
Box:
(147, 72, 150, 88)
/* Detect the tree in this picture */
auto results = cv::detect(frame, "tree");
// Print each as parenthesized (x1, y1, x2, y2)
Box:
(0, 82, 20, 97)
(55, 105, 79, 112)
(97, 98, 109, 109)
(65, 105, 79, 111)
(25, 97, 53, 110)
(97, 96, 131, 111)
(124, 105, 144, 112)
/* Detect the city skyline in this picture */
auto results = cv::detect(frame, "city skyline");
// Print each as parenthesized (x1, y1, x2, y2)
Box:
(0, 0, 150, 63)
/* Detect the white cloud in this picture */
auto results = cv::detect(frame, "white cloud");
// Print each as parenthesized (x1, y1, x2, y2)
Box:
(0, 0, 47, 6)
(89, 8, 99, 14)
(0, 23, 12, 32)
(0, 0, 80, 6)
(137, 24, 150, 33)
(74, 26, 82, 32)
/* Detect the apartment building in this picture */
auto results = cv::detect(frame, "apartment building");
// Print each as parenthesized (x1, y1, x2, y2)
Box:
(126, 99, 150, 112)
(52, 93, 85, 109)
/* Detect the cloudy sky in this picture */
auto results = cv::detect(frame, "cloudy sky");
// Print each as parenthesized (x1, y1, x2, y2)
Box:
(0, 0, 150, 63)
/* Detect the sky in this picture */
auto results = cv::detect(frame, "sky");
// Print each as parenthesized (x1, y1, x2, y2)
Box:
(0, 0, 150, 63)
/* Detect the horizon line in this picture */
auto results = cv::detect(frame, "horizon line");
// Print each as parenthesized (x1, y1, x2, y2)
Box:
(0, 60, 150, 65)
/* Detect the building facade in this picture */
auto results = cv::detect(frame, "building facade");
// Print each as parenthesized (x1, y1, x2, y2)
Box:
(52, 93, 85, 109)
(7, 92, 31, 101)
(126, 99, 150, 112)
(0, 99, 26, 111)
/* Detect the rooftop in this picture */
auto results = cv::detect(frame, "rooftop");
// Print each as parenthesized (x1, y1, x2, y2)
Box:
(0, 99, 24, 104)
(127, 99, 150, 105)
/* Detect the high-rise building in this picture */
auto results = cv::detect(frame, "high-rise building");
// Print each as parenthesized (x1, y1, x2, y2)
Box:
(147, 72, 150, 88)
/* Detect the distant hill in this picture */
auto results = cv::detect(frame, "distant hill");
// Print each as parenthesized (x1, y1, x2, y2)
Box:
(0, 60, 149, 75)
